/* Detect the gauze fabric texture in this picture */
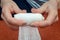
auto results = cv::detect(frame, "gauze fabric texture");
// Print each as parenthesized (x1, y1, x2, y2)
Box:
(14, 13, 44, 40)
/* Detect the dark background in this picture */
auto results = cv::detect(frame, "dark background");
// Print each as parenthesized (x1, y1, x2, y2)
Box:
(0, 7, 2, 20)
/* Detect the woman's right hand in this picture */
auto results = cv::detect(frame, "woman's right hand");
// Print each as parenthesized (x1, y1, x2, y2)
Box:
(1, 0, 26, 30)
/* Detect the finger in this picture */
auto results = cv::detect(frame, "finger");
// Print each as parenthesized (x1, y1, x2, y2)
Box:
(30, 22, 40, 27)
(1, 13, 9, 25)
(38, 3, 58, 26)
(2, 7, 26, 26)
(12, 3, 26, 13)
(31, 3, 58, 27)
(31, 2, 48, 13)
(38, 1, 58, 26)
(30, 21, 48, 27)
(40, 8, 58, 26)
(30, 16, 58, 27)
(55, 16, 59, 22)
(31, 6, 58, 27)
(1, 13, 19, 30)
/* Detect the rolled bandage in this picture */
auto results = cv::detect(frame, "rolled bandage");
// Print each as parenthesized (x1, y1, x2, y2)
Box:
(14, 13, 44, 25)
(14, 13, 44, 40)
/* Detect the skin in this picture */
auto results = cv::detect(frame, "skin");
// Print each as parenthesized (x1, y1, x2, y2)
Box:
(1, 0, 27, 29)
(1, 0, 60, 29)
(31, 0, 59, 27)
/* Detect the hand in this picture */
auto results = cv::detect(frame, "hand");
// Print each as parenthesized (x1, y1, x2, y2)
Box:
(1, 0, 26, 29)
(31, 0, 58, 27)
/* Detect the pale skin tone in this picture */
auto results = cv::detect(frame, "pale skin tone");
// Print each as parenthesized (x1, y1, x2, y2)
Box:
(1, 0, 27, 29)
(31, 0, 59, 27)
(1, 0, 60, 29)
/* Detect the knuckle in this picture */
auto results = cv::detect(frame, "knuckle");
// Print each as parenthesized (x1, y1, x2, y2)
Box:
(46, 21, 52, 25)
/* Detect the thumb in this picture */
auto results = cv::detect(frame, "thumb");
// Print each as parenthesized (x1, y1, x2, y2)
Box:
(31, 2, 48, 13)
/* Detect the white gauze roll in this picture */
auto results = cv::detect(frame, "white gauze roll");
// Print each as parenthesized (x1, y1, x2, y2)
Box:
(14, 13, 44, 40)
